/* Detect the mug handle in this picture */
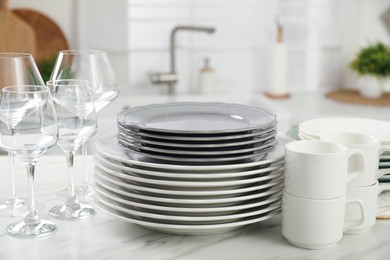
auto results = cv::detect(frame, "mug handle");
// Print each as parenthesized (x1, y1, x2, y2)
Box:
(343, 198, 366, 231)
(346, 149, 366, 184)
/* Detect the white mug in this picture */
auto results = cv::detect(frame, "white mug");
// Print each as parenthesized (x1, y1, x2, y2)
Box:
(282, 190, 365, 250)
(345, 181, 390, 234)
(284, 140, 365, 199)
(320, 132, 390, 186)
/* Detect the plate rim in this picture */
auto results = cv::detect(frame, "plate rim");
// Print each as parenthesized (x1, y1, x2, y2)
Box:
(95, 132, 291, 171)
(299, 117, 390, 143)
(94, 181, 282, 213)
(94, 175, 284, 205)
(117, 134, 277, 156)
(94, 153, 284, 179)
(94, 162, 285, 188)
(94, 198, 281, 232)
(117, 102, 277, 134)
(118, 123, 277, 142)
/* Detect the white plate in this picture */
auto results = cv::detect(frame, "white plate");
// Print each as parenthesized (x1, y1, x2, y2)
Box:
(94, 175, 283, 206)
(95, 162, 284, 189)
(95, 132, 291, 171)
(94, 190, 281, 224)
(94, 153, 284, 180)
(298, 131, 315, 141)
(118, 141, 274, 165)
(117, 128, 276, 149)
(117, 102, 276, 134)
(94, 198, 281, 235)
(94, 180, 282, 216)
(118, 123, 277, 142)
(92, 168, 283, 197)
(95, 168, 284, 195)
(118, 135, 276, 156)
(299, 117, 390, 144)
(98, 151, 284, 174)
(94, 182, 281, 216)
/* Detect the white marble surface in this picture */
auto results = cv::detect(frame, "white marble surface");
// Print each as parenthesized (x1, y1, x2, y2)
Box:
(1, 155, 390, 259)
(267, 90, 390, 126)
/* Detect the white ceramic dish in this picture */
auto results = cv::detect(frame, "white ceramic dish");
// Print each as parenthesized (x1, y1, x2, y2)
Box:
(117, 102, 276, 134)
(94, 191, 281, 224)
(117, 134, 276, 156)
(95, 181, 281, 217)
(95, 132, 291, 171)
(299, 117, 390, 144)
(94, 153, 284, 180)
(94, 177, 282, 216)
(117, 123, 277, 143)
(94, 172, 284, 209)
(94, 198, 281, 235)
(298, 131, 315, 141)
(92, 169, 283, 197)
(95, 163, 284, 189)
(118, 141, 274, 165)
(94, 175, 284, 206)
(117, 129, 276, 149)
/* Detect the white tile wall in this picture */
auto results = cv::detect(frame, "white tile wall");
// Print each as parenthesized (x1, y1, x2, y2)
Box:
(77, 0, 347, 96)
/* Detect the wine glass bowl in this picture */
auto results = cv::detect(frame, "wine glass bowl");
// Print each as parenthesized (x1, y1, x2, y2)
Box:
(50, 50, 118, 113)
(0, 85, 58, 238)
(0, 53, 46, 215)
(48, 79, 97, 221)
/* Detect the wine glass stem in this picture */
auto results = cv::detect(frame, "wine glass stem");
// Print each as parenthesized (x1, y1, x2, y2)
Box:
(25, 162, 38, 223)
(65, 152, 77, 205)
(81, 142, 88, 187)
(8, 153, 16, 200)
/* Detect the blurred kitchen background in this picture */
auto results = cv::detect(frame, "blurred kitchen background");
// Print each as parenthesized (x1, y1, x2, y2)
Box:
(7, 0, 390, 97)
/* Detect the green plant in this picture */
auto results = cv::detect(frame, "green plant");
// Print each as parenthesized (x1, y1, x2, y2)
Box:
(350, 42, 390, 78)
(37, 55, 57, 83)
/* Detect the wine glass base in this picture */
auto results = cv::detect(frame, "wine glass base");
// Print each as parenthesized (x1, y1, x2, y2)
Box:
(6, 218, 56, 239)
(49, 202, 95, 221)
(57, 185, 93, 202)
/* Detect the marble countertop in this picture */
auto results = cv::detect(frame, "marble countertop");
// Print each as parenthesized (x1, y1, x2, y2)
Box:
(266, 90, 390, 126)
(1, 155, 390, 260)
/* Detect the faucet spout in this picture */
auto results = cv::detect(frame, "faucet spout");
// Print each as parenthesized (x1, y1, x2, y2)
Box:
(150, 25, 216, 96)
(170, 26, 216, 75)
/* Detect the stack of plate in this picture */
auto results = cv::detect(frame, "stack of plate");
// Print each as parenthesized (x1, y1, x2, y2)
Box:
(116, 102, 277, 165)
(93, 102, 290, 235)
(298, 117, 390, 178)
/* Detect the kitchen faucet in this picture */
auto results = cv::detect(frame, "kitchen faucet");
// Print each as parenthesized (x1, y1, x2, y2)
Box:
(150, 25, 216, 95)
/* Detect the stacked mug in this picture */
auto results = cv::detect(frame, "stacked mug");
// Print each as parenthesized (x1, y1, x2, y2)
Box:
(281, 140, 367, 249)
(320, 132, 390, 235)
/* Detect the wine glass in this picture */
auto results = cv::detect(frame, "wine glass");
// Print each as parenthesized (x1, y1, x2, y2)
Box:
(48, 79, 97, 220)
(0, 85, 58, 238)
(50, 50, 119, 200)
(0, 53, 46, 216)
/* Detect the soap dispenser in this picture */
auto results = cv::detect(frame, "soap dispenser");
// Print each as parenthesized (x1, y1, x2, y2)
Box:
(198, 58, 216, 95)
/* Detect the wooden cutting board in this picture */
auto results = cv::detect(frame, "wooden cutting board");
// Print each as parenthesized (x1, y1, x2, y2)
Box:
(11, 8, 69, 63)
(0, 0, 36, 55)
